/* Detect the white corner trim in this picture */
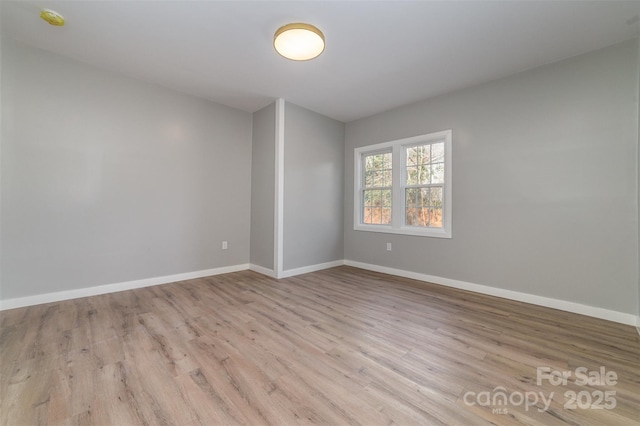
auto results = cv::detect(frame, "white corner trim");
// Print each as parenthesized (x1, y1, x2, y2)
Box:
(279, 260, 346, 279)
(0, 264, 250, 311)
(249, 264, 277, 278)
(344, 260, 638, 326)
(274, 98, 285, 279)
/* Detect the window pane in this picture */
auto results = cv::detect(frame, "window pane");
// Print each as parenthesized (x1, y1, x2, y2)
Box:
(403, 143, 445, 228)
(364, 206, 390, 225)
(379, 153, 386, 164)
(417, 187, 428, 207)
(364, 170, 374, 187)
(419, 187, 430, 207)
(365, 207, 384, 225)
(431, 163, 444, 184)
(406, 145, 431, 166)
(406, 166, 417, 185)
(382, 170, 392, 187)
(406, 165, 431, 185)
(363, 206, 373, 224)
(381, 208, 392, 225)
(429, 187, 443, 208)
(406, 188, 418, 206)
(405, 187, 444, 227)
(417, 208, 430, 226)
(431, 142, 444, 163)
(406, 188, 430, 208)
(416, 164, 430, 184)
(364, 190, 376, 207)
(406, 207, 429, 227)
(406, 207, 418, 226)
(372, 170, 392, 187)
(381, 189, 392, 207)
(429, 208, 443, 228)
(365, 153, 392, 171)
(363, 189, 392, 225)
(406, 147, 416, 166)
(363, 190, 370, 206)
(372, 207, 383, 224)
(371, 170, 382, 187)
(382, 153, 392, 169)
(364, 152, 392, 189)
(365, 155, 374, 170)
(406, 143, 433, 184)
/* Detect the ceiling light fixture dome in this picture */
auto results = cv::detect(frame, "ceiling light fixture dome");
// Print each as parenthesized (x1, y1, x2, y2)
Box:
(274, 23, 325, 61)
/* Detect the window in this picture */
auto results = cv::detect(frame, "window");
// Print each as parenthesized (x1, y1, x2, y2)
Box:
(354, 130, 452, 238)
(362, 151, 392, 225)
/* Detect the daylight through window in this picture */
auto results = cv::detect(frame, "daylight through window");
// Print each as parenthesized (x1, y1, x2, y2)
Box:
(354, 130, 452, 238)
(362, 151, 392, 225)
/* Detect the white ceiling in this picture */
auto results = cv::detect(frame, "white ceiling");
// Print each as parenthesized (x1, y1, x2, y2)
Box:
(2, 1, 639, 122)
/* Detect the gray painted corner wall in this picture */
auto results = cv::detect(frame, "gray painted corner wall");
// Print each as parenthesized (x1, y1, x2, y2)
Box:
(1, 38, 252, 300)
(283, 102, 344, 271)
(250, 102, 276, 270)
(345, 39, 639, 315)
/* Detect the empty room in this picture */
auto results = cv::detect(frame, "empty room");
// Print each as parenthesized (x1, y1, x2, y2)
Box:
(1, 1, 639, 425)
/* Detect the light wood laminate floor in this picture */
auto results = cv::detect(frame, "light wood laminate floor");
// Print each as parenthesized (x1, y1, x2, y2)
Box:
(1, 266, 639, 425)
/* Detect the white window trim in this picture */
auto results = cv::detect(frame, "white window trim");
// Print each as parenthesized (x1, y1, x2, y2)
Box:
(354, 130, 452, 238)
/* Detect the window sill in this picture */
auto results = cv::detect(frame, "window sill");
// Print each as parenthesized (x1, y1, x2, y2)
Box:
(354, 224, 451, 238)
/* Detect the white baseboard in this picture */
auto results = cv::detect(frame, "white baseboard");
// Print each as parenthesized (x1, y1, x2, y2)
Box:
(2, 259, 636, 328)
(0, 259, 343, 311)
(279, 260, 346, 279)
(249, 264, 277, 278)
(0, 264, 250, 311)
(344, 260, 637, 326)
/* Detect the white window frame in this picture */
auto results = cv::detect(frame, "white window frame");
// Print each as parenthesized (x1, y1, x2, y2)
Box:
(354, 130, 452, 238)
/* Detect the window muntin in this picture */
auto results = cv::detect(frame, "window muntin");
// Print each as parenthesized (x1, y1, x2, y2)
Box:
(354, 130, 452, 238)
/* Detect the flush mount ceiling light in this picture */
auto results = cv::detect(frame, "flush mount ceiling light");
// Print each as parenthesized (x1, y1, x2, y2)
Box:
(274, 23, 325, 61)
(40, 9, 65, 26)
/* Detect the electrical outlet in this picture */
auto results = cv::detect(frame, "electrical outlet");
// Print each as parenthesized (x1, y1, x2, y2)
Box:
(222, 241, 228, 250)
(386, 243, 392, 251)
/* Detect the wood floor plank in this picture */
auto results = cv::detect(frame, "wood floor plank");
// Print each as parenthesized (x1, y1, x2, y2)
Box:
(1, 266, 639, 425)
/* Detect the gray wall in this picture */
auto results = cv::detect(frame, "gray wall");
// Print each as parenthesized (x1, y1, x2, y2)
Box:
(1, 38, 252, 300)
(283, 102, 344, 271)
(345, 39, 639, 315)
(250, 102, 276, 270)
(637, 37, 640, 324)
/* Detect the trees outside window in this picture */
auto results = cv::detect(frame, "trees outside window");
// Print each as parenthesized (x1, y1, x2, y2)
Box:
(354, 130, 452, 238)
